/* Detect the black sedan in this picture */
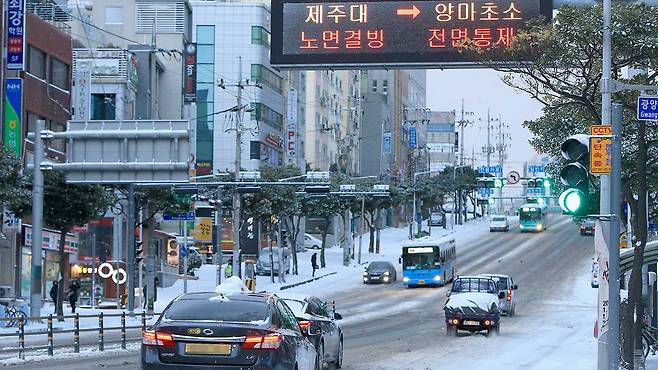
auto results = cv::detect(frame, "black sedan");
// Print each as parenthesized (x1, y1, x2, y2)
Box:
(280, 294, 344, 369)
(363, 261, 397, 284)
(141, 292, 319, 369)
(580, 219, 596, 235)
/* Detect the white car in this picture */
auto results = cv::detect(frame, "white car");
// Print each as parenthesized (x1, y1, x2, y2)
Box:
(305, 233, 323, 249)
(489, 216, 510, 232)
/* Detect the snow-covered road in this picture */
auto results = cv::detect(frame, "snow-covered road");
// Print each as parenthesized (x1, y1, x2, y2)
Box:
(2, 215, 612, 369)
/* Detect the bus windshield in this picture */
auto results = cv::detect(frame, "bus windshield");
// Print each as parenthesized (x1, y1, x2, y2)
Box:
(402, 246, 439, 270)
(520, 208, 543, 221)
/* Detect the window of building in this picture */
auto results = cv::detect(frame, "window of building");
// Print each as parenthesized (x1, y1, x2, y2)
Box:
(28, 46, 46, 80)
(371, 80, 377, 93)
(91, 94, 116, 120)
(105, 6, 123, 25)
(197, 44, 214, 64)
(251, 64, 282, 93)
(251, 26, 271, 48)
(49, 57, 69, 91)
(250, 103, 283, 130)
(197, 25, 215, 44)
(382, 80, 388, 94)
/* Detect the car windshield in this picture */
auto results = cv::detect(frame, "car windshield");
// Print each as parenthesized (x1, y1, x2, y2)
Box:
(495, 279, 509, 290)
(281, 299, 305, 316)
(493, 217, 506, 222)
(368, 262, 390, 270)
(164, 298, 270, 323)
(452, 279, 496, 294)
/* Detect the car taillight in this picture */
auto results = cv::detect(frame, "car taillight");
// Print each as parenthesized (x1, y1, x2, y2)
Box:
(242, 334, 283, 350)
(298, 320, 312, 331)
(142, 330, 175, 347)
(580, 226, 585, 229)
(450, 319, 459, 325)
(484, 320, 493, 326)
(507, 288, 512, 302)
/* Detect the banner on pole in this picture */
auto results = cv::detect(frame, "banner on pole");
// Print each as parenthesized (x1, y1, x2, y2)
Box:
(595, 221, 610, 338)
(4, 78, 22, 157)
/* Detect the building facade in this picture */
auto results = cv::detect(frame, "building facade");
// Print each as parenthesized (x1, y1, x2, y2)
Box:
(0, 11, 74, 299)
(192, 1, 285, 173)
(426, 111, 457, 171)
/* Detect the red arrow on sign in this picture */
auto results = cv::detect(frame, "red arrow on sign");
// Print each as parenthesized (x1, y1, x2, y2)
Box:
(397, 5, 420, 19)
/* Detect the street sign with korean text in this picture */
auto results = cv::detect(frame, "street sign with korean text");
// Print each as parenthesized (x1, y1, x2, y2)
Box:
(527, 187, 544, 196)
(163, 212, 196, 221)
(590, 137, 612, 175)
(4, 78, 22, 157)
(478, 188, 494, 197)
(527, 164, 544, 173)
(409, 126, 417, 149)
(6, 0, 26, 70)
(637, 96, 658, 121)
(478, 165, 502, 174)
(240, 217, 259, 254)
(271, 0, 552, 67)
(193, 217, 212, 242)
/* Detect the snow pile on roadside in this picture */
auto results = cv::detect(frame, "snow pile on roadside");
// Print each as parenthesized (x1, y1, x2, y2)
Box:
(215, 276, 250, 295)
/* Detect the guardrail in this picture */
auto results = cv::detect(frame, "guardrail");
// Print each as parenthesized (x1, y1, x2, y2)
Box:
(0, 311, 160, 360)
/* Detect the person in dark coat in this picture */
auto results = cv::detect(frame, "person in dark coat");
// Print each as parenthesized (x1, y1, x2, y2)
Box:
(68, 280, 80, 313)
(311, 253, 318, 277)
(49, 281, 58, 313)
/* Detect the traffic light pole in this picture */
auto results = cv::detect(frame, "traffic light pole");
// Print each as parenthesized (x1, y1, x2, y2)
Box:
(127, 184, 136, 313)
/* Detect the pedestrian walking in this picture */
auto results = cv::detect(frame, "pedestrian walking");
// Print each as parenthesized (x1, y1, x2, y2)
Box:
(67, 280, 80, 314)
(49, 281, 58, 313)
(142, 284, 147, 309)
(311, 253, 318, 277)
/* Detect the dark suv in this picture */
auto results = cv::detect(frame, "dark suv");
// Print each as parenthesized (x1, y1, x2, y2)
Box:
(141, 292, 319, 369)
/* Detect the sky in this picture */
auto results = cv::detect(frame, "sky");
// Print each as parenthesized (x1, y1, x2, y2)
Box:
(426, 69, 544, 174)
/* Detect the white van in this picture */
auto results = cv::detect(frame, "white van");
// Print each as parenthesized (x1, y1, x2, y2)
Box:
(256, 247, 291, 276)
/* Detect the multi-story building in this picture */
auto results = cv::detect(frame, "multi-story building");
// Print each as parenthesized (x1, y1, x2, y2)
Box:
(304, 70, 361, 174)
(0, 10, 74, 299)
(426, 111, 457, 171)
(65, 0, 192, 120)
(360, 69, 427, 180)
(192, 0, 285, 173)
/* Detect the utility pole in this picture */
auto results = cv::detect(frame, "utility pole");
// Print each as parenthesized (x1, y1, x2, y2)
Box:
(457, 99, 474, 166)
(126, 184, 136, 312)
(232, 57, 243, 278)
(30, 120, 45, 317)
(486, 109, 491, 168)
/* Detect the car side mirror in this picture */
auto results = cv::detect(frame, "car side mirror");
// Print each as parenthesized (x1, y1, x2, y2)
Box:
(513, 285, 518, 290)
(498, 292, 505, 299)
(446, 291, 451, 297)
(334, 312, 342, 320)
(306, 323, 322, 336)
(398, 257, 402, 264)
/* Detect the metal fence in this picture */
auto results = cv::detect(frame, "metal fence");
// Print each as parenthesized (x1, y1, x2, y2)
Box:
(0, 311, 159, 360)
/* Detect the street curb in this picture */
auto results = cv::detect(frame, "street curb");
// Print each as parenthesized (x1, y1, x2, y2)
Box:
(279, 272, 338, 290)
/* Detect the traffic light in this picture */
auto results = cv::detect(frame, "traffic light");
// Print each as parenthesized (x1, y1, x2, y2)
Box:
(558, 135, 590, 215)
(526, 177, 550, 188)
(494, 178, 503, 188)
(135, 241, 144, 264)
(542, 178, 551, 189)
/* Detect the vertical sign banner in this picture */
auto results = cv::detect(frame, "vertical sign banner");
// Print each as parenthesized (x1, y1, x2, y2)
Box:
(409, 126, 417, 149)
(594, 221, 609, 339)
(383, 132, 391, 153)
(6, 0, 26, 70)
(286, 90, 298, 163)
(183, 43, 197, 103)
(193, 217, 212, 242)
(73, 62, 91, 120)
(240, 217, 259, 254)
(4, 78, 22, 157)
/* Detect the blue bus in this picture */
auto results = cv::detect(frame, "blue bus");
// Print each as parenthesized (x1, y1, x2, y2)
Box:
(401, 237, 456, 287)
(518, 203, 548, 232)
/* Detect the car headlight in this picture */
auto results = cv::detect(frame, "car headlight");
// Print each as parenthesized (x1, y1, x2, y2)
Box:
(433, 275, 442, 281)
(383, 271, 390, 276)
(536, 224, 543, 231)
(363, 272, 368, 277)
(403, 277, 410, 282)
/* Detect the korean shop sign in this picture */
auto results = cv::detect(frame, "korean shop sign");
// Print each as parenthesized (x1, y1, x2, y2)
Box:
(6, 0, 26, 70)
(271, 0, 552, 67)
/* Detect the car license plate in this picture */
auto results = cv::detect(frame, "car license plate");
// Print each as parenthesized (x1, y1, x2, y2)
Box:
(464, 320, 480, 326)
(185, 343, 232, 355)
(419, 279, 425, 285)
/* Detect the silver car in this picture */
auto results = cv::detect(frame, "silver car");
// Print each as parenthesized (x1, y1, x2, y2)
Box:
(479, 274, 518, 316)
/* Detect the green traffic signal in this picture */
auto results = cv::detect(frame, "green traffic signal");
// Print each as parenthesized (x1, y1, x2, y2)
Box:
(494, 179, 503, 188)
(542, 178, 551, 188)
(558, 188, 587, 215)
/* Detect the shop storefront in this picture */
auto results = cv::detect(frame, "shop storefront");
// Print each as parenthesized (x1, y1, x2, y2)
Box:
(20, 225, 79, 300)
(70, 261, 126, 306)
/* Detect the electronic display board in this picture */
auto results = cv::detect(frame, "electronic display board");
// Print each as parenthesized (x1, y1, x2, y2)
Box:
(271, 0, 552, 67)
